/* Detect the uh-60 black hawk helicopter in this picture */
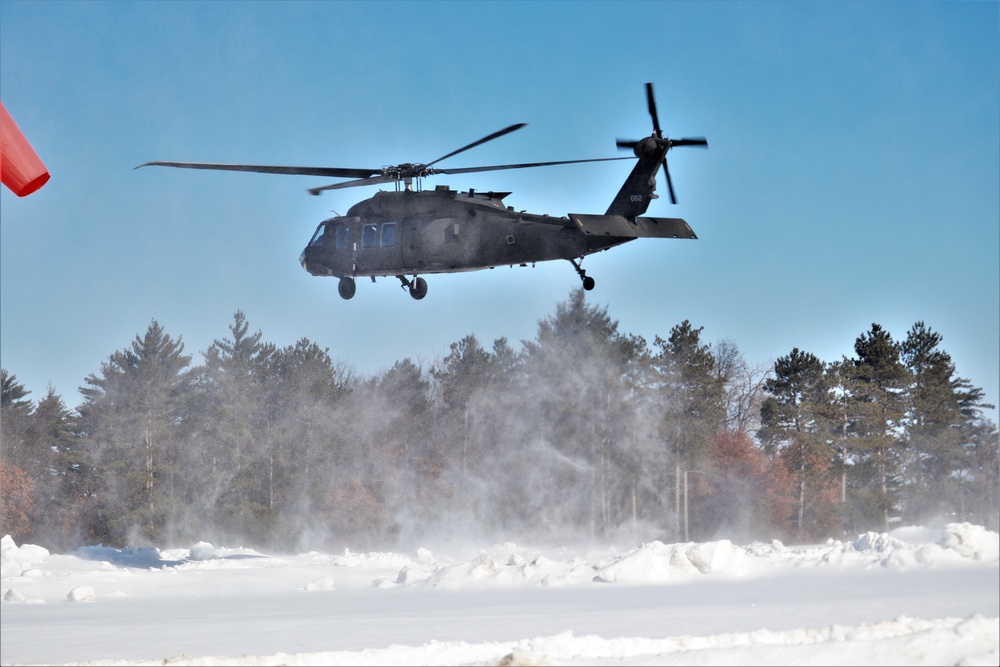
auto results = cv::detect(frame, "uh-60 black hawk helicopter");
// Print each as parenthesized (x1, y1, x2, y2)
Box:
(138, 83, 707, 300)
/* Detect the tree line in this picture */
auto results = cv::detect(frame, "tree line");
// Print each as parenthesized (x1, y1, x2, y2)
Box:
(2, 289, 997, 551)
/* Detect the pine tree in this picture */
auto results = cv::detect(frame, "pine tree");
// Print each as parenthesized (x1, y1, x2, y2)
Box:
(259, 338, 353, 545)
(431, 333, 501, 497)
(849, 323, 909, 531)
(900, 322, 966, 520)
(1, 369, 34, 471)
(963, 418, 1000, 529)
(520, 289, 646, 536)
(760, 348, 837, 538)
(77, 321, 192, 545)
(197, 311, 276, 543)
(650, 320, 725, 537)
(27, 387, 79, 546)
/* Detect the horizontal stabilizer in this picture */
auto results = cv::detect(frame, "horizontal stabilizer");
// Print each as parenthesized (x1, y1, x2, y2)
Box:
(569, 214, 697, 239)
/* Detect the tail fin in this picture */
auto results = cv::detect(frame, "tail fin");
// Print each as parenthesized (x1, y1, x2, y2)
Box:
(605, 83, 707, 218)
(605, 138, 668, 218)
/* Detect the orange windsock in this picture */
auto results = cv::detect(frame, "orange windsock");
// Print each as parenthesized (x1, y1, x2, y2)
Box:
(1, 101, 50, 197)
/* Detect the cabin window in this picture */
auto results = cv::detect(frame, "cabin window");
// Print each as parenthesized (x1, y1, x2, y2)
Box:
(380, 222, 397, 247)
(308, 223, 326, 247)
(334, 225, 350, 250)
(361, 223, 378, 249)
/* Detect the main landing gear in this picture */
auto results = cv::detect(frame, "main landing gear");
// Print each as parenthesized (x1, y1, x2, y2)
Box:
(569, 258, 596, 291)
(338, 277, 356, 300)
(337, 275, 427, 300)
(397, 275, 428, 300)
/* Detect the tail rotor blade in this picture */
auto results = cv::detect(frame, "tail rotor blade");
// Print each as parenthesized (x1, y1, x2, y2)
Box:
(646, 82, 662, 138)
(672, 137, 709, 148)
(663, 160, 677, 205)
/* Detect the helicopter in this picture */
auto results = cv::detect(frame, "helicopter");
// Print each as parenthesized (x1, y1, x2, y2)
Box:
(137, 83, 707, 300)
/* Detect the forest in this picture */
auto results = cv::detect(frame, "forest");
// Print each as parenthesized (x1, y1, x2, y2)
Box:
(2, 289, 997, 552)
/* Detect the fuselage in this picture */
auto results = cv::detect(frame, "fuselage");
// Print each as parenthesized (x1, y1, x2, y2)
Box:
(298, 186, 630, 279)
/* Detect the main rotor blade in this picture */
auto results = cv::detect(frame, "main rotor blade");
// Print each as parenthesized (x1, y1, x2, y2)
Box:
(308, 174, 398, 195)
(135, 161, 380, 179)
(431, 156, 632, 176)
(424, 123, 527, 169)
(646, 82, 662, 138)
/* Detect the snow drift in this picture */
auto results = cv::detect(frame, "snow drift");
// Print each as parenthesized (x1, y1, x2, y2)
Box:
(2, 523, 998, 665)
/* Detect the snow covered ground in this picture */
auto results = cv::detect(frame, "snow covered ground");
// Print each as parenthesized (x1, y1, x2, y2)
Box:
(2, 523, 998, 666)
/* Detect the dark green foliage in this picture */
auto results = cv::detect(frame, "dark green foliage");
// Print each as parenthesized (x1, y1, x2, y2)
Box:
(760, 349, 838, 539)
(652, 320, 726, 469)
(75, 320, 193, 545)
(847, 324, 910, 531)
(900, 322, 996, 523)
(4, 299, 996, 551)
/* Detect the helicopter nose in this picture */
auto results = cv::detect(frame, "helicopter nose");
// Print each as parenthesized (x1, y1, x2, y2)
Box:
(299, 250, 308, 271)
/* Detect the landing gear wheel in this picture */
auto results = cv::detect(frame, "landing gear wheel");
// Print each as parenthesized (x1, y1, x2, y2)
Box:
(409, 277, 428, 300)
(569, 258, 596, 291)
(338, 277, 356, 300)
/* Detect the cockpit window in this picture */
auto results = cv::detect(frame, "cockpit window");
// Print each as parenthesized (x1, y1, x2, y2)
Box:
(309, 223, 326, 247)
(361, 223, 378, 248)
(381, 222, 397, 247)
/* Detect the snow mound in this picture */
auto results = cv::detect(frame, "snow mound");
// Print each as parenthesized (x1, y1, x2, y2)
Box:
(189, 541, 216, 561)
(303, 576, 336, 591)
(4, 587, 27, 602)
(749, 523, 1000, 570)
(50, 614, 999, 666)
(67, 585, 95, 602)
(1, 534, 49, 578)
(938, 523, 1000, 561)
(594, 539, 747, 583)
(328, 547, 419, 570)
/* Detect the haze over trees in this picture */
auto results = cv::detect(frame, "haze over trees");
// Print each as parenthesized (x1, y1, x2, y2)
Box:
(2, 291, 997, 551)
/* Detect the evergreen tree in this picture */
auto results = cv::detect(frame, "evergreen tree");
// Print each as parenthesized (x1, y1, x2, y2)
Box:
(77, 320, 193, 545)
(1, 369, 34, 471)
(760, 348, 838, 538)
(197, 311, 277, 543)
(963, 418, 1000, 529)
(650, 320, 725, 537)
(259, 338, 353, 546)
(431, 333, 504, 498)
(849, 323, 909, 531)
(520, 289, 646, 536)
(27, 387, 80, 547)
(652, 320, 725, 467)
(325, 358, 432, 547)
(900, 322, 968, 520)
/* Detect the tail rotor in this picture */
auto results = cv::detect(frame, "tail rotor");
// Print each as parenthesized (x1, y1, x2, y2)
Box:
(616, 83, 707, 204)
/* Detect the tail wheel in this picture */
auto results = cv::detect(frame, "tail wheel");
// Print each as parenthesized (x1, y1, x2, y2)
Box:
(569, 258, 596, 291)
(338, 277, 356, 300)
(409, 277, 428, 300)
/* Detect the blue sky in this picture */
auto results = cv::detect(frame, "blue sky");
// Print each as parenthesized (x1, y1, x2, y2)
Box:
(2, 1, 997, 422)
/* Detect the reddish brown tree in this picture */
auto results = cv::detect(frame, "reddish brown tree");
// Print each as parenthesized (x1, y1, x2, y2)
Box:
(697, 431, 796, 540)
(0, 460, 35, 540)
